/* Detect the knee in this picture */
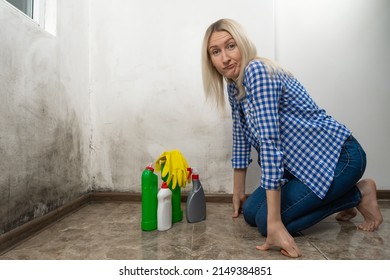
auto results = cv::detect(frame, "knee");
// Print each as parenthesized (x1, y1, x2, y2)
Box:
(243, 205, 268, 236)
(242, 201, 257, 226)
(255, 209, 268, 236)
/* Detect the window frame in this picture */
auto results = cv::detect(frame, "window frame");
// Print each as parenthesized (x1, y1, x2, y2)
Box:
(5, 0, 46, 27)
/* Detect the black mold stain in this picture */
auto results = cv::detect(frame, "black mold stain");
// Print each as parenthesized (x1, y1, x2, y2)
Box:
(1, 111, 87, 234)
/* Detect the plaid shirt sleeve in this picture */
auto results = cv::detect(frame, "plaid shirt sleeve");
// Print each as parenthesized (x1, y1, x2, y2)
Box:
(228, 84, 252, 168)
(243, 61, 288, 190)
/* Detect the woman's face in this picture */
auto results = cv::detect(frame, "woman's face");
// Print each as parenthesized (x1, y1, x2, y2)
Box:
(208, 31, 242, 80)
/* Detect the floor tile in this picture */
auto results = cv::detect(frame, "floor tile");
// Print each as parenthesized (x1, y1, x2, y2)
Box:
(0, 200, 389, 260)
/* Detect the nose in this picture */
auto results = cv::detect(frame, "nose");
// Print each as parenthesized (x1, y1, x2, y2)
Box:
(221, 50, 230, 64)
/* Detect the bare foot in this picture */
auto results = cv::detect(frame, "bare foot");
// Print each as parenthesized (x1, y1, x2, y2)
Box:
(335, 208, 357, 221)
(356, 178, 383, 231)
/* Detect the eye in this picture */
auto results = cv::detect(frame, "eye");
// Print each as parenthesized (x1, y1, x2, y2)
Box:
(227, 42, 236, 50)
(210, 48, 221, 56)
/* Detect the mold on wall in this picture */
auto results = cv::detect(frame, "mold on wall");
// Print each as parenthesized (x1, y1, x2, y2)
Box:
(0, 0, 91, 234)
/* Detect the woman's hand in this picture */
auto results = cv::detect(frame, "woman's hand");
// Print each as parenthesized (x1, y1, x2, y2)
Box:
(232, 193, 246, 218)
(256, 221, 301, 258)
(232, 168, 247, 218)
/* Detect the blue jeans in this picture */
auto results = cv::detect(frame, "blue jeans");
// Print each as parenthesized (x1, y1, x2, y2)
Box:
(242, 135, 366, 235)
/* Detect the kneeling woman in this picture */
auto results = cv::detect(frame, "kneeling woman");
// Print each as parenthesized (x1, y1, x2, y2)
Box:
(201, 18, 383, 258)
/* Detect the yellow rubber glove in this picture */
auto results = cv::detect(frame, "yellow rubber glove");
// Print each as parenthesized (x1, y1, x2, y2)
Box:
(154, 150, 190, 189)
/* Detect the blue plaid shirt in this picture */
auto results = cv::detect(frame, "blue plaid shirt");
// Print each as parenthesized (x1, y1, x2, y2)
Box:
(228, 60, 351, 199)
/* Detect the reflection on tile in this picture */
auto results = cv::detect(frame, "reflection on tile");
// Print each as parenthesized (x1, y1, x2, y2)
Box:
(301, 204, 390, 260)
(0, 200, 389, 260)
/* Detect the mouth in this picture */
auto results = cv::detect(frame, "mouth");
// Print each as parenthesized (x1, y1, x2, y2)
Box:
(224, 64, 236, 70)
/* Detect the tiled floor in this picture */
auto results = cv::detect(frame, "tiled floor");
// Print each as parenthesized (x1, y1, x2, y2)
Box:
(0, 200, 389, 260)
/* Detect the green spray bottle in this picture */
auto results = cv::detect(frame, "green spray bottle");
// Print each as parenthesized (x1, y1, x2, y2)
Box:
(141, 163, 158, 231)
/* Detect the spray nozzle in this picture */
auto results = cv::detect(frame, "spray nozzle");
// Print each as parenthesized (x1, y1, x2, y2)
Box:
(191, 167, 199, 180)
(187, 167, 192, 180)
(145, 162, 154, 171)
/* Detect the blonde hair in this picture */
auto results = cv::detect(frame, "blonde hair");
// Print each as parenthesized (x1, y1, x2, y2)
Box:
(201, 18, 287, 112)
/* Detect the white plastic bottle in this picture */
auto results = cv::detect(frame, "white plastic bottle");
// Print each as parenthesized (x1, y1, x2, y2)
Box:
(157, 182, 172, 231)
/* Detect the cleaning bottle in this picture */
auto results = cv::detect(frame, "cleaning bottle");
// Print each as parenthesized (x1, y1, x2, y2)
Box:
(186, 168, 206, 223)
(161, 163, 183, 223)
(157, 182, 172, 231)
(169, 182, 183, 223)
(141, 163, 158, 231)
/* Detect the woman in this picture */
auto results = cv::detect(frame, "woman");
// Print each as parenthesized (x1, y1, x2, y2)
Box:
(201, 18, 383, 258)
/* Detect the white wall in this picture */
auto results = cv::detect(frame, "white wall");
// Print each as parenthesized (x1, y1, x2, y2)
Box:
(90, 0, 275, 194)
(91, 0, 390, 193)
(275, 0, 390, 190)
(0, 0, 91, 234)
